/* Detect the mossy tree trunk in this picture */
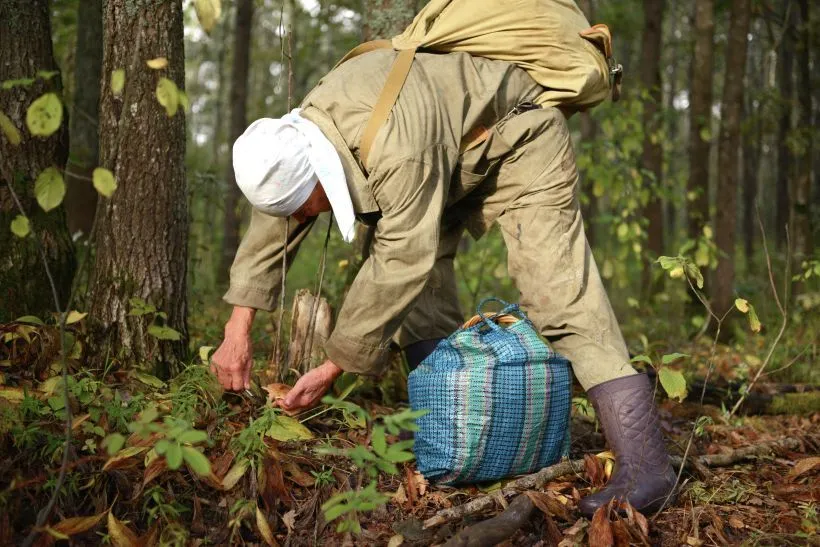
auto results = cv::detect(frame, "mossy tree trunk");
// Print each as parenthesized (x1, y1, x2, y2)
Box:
(89, 0, 188, 371)
(0, 0, 75, 322)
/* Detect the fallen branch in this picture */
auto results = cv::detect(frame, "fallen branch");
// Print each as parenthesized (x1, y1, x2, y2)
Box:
(423, 437, 803, 530)
(443, 494, 535, 547)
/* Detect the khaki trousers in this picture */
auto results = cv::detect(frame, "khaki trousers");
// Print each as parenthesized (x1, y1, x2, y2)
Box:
(395, 107, 636, 390)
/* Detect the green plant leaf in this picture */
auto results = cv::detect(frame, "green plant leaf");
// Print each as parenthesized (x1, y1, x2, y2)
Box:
(746, 303, 761, 333)
(0, 110, 21, 145)
(198, 345, 214, 365)
(371, 425, 386, 456)
(34, 167, 65, 212)
(734, 298, 749, 313)
(147, 324, 182, 341)
(15, 315, 44, 325)
(182, 446, 212, 476)
(165, 441, 183, 469)
(10, 215, 30, 238)
(630, 354, 653, 366)
(26, 93, 63, 137)
(92, 167, 117, 197)
(135, 371, 166, 388)
(155, 439, 170, 455)
(155, 77, 179, 117)
(102, 433, 125, 455)
(178, 429, 208, 444)
(661, 353, 688, 365)
(265, 415, 314, 442)
(65, 311, 87, 324)
(194, 0, 222, 34)
(656, 256, 679, 270)
(658, 368, 687, 402)
(111, 69, 125, 96)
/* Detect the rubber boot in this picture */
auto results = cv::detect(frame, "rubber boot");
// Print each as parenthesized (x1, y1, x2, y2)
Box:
(578, 374, 677, 517)
(403, 338, 444, 371)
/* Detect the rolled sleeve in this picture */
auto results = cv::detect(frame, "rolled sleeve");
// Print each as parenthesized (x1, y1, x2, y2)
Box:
(325, 146, 454, 375)
(223, 208, 315, 311)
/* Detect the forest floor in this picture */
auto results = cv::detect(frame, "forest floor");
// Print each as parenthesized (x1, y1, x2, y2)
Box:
(1, 324, 819, 546)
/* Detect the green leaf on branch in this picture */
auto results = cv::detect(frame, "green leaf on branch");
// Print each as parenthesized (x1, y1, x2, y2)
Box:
(371, 425, 386, 456)
(102, 433, 125, 455)
(26, 93, 63, 137)
(111, 69, 125, 96)
(155, 77, 179, 117)
(147, 325, 182, 341)
(661, 352, 688, 365)
(11, 215, 30, 238)
(92, 167, 117, 197)
(630, 354, 653, 366)
(34, 167, 65, 212)
(182, 446, 212, 476)
(0, 110, 21, 145)
(735, 298, 762, 333)
(135, 371, 166, 388)
(177, 429, 208, 444)
(165, 441, 183, 469)
(194, 0, 222, 34)
(658, 368, 687, 402)
(735, 298, 749, 313)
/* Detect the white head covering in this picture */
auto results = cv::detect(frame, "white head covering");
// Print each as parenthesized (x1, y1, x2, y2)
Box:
(232, 109, 356, 243)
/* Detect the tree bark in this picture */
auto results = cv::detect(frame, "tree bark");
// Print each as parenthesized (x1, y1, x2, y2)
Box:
(712, 0, 752, 321)
(0, 0, 75, 322)
(742, 21, 763, 269)
(63, 0, 102, 239)
(791, 0, 813, 285)
(687, 0, 715, 240)
(217, 0, 254, 285)
(90, 0, 188, 370)
(775, 6, 794, 250)
(640, 0, 665, 295)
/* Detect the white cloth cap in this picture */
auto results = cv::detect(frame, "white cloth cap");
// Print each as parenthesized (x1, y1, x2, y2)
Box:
(232, 109, 356, 243)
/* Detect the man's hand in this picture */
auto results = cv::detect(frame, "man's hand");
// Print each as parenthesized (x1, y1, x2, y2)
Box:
(277, 360, 344, 412)
(211, 307, 256, 391)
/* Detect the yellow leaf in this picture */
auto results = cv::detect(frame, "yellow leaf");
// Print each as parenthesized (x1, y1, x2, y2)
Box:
(155, 77, 179, 117)
(0, 110, 21, 145)
(111, 69, 125, 96)
(65, 310, 88, 325)
(103, 446, 149, 471)
(52, 512, 106, 536)
(93, 167, 117, 197)
(265, 415, 314, 442)
(26, 92, 63, 137)
(34, 167, 65, 212)
(194, 0, 222, 34)
(735, 298, 750, 313)
(0, 387, 24, 403)
(221, 458, 249, 490)
(145, 57, 168, 70)
(388, 535, 404, 547)
(10, 215, 30, 238)
(256, 506, 278, 546)
(107, 512, 140, 547)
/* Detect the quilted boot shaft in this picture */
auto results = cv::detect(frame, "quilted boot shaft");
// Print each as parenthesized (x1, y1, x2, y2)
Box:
(578, 373, 677, 517)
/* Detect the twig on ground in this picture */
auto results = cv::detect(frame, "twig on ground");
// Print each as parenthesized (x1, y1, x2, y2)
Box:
(422, 437, 803, 530)
(443, 494, 536, 547)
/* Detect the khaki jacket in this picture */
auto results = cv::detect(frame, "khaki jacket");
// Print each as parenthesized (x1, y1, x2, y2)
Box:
(225, 49, 543, 375)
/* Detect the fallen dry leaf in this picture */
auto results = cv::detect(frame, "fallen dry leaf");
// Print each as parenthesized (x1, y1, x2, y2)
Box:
(142, 457, 167, 488)
(589, 506, 614, 547)
(525, 490, 572, 522)
(107, 512, 139, 547)
(51, 512, 106, 537)
(585, 454, 606, 487)
(387, 534, 404, 547)
(283, 461, 315, 487)
(256, 506, 278, 547)
(263, 383, 292, 404)
(788, 457, 820, 480)
(282, 509, 297, 534)
(728, 516, 745, 529)
(558, 517, 588, 547)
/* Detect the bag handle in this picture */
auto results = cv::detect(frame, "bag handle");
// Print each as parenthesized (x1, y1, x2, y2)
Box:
(475, 297, 525, 331)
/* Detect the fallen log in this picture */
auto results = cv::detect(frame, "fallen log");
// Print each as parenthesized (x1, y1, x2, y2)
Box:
(423, 437, 803, 530)
(443, 494, 535, 547)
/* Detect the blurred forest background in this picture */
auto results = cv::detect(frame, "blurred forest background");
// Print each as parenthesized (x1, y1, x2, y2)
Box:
(0, 0, 818, 544)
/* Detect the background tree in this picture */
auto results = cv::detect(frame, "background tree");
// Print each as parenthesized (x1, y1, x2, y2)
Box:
(0, 0, 75, 321)
(712, 0, 752, 320)
(63, 0, 102, 238)
(687, 0, 715, 241)
(775, 4, 794, 250)
(639, 0, 665, 295)
(217, 0, 254, 285)
(89, 0, 188, 370)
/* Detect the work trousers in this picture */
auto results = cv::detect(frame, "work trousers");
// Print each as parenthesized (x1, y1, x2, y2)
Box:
(394, 107, 636, 390)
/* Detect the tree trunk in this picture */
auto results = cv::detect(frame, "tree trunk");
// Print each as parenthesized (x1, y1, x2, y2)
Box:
(775, 6, 794, 250)
(712, 0, 752, 322)
(89, 0, 188, 371)
(63, 0, 102, 239)
(640, 0, 664, 295)
(742, 21, 763, 269)
(217, 0, 254, 285)
(578, 0, 598, 248)
(791, 0, 813, 286)
(0, 0, 75, 322)
(687, 0, 715, 241)
(362, 0, 420, 41)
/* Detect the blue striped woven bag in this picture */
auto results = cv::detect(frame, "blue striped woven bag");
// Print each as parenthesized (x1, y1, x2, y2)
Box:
(408, 298, 572, 484)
